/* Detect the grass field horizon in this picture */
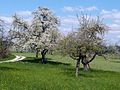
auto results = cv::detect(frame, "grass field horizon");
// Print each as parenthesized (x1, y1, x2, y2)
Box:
(0, 52, 120, 90)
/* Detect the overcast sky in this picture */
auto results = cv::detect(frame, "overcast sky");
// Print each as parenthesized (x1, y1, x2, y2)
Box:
(0, 0, 120, 44)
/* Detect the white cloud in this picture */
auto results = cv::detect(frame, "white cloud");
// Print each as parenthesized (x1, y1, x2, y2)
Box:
(100, 9, 120, 42)
(63, 6, 75, 12)
(101, 9, 120, 19)
(60, 16, 78, 25)
(114, 20, 120, 24)
(0, 16, 12, 24)
(59, 27, 72, 35)
(59, 16, 79, 34)
(108, 24, 120, 30)
(86, 6, 98, 11)
(16, 10, 32, 17)
(62, 6, 98, 12)
(109, 30, 120, 34)
(106, 24, 120, 38)
(117, 35, 120, 38)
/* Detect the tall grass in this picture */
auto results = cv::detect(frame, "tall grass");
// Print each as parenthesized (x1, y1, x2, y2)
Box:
(0, 53, 120, 90)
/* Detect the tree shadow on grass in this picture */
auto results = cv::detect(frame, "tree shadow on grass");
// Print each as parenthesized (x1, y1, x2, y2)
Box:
(111, 61, 120, 63)
(0, 66, 19, 71)
(21, 57, 40, 63)
(0, 66, 28, 71)
(21, 57, 120, 78)
(21, 57, 70, 66)
(46, 60, 70, 66)
(61, 67, 120, 77)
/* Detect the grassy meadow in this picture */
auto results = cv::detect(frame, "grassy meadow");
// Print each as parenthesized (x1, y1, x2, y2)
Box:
(0, 52, 120, 90)
(0, 54, 15, 61)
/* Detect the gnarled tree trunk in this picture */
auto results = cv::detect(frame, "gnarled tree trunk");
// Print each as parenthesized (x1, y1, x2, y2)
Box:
(83, 64, 89, 71)
(41, 49, 48, 63)
(81, 55, 89, 71)
(81, 53, 97, 71)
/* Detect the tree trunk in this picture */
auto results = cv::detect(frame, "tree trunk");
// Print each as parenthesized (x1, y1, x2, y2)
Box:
(81, 55, 89, 71)
(36, 49, 39, 58)
(83, 53, 97, 71)
(83, 64, 88, 71)
(41, 49, 48, 63)
(88, 63, 90, 69)
(75, 59, 80, 77)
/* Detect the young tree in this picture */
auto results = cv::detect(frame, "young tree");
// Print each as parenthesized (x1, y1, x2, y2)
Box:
(58, 14, 108, 76)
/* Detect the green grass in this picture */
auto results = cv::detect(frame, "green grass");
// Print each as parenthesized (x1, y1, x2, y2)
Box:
(0, 52, 120, 90)
(0, 54, 16, 61)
